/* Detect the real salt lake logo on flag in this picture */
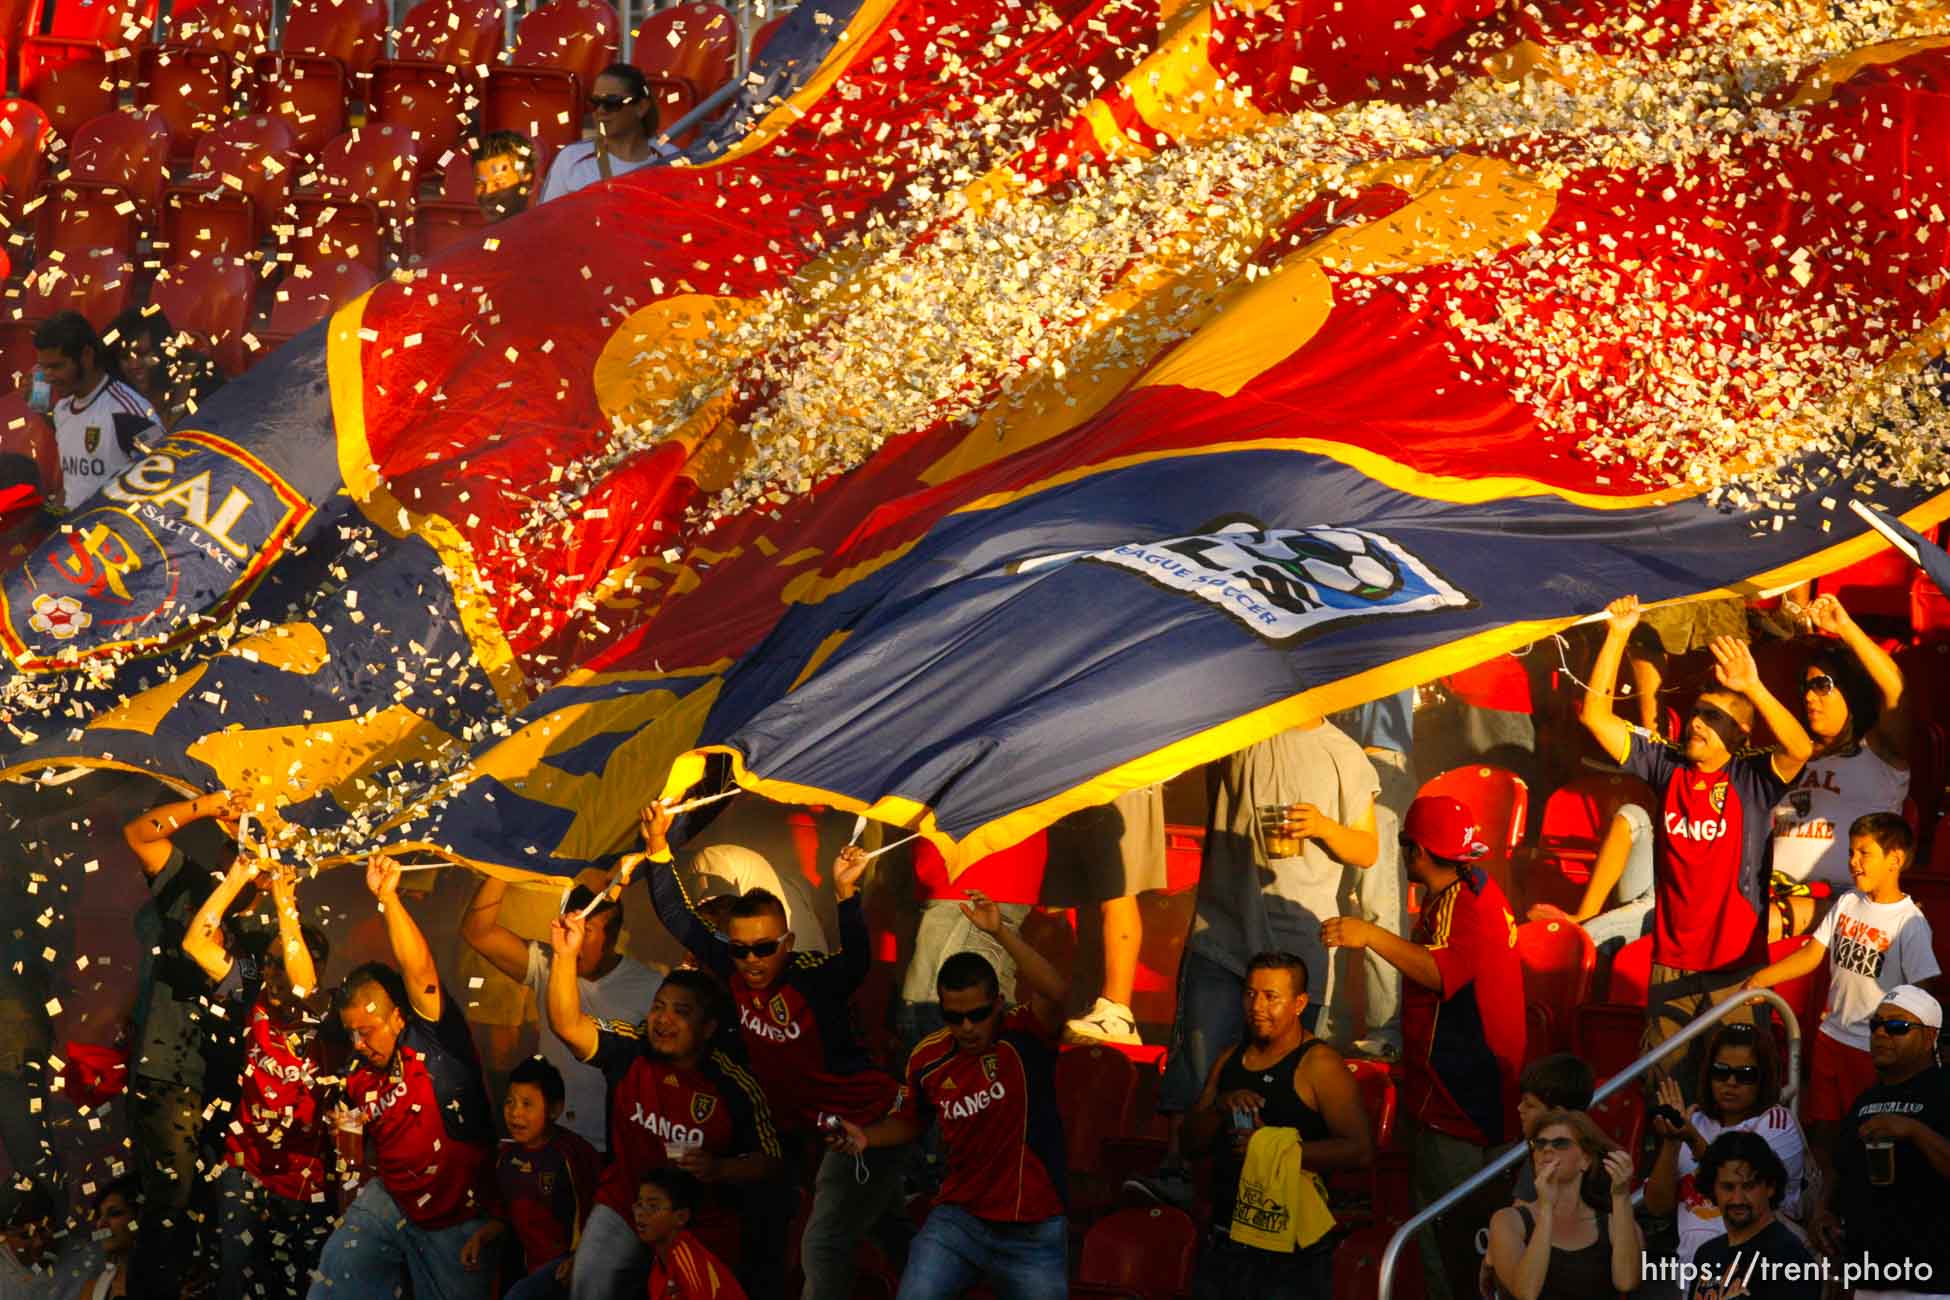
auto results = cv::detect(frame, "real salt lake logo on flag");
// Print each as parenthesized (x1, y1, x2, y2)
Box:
(1018, 519, 1474, 645)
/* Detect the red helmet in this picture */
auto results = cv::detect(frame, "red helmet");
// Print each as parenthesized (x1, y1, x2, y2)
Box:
(1402, 795, 1490, 862)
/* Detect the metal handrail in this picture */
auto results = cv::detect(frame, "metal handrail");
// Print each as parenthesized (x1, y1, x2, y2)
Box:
(1375, 988, 1803, 1300)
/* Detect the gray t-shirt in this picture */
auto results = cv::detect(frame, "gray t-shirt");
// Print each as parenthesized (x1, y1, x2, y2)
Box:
(1190, 722, 1380, 978)
(522, 940, 663, 1151)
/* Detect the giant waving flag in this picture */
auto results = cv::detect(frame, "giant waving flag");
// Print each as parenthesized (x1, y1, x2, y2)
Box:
(4, 0, 1950, 876)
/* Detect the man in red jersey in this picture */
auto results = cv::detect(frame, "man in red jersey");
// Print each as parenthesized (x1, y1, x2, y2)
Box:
(1581, 594, 1812, 1070)
(308, 856, 499, 1300)
(548, 927, 782, 1300)
(1324, 794, 1525, 1300)
(832, 890, 1070, 1300)
(182, 852, 333, 1300)
(640, 801, 904, 1300)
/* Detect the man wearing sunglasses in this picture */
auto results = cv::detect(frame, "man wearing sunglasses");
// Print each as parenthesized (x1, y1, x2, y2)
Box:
(638, 801, 903, 1300)
(1821, 985, 1950, 1298)
(828, 893, 1070, 1300)
(1582, 595, 1813, 1076)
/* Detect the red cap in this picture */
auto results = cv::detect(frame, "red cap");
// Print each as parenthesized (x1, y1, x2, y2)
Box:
(1402, 795, 1490, 862)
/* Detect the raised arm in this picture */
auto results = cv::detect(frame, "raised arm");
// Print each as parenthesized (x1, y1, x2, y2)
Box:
(1809, 594, 1911, 764)
(366, 854, 441, 1022)
(1580, 596, 1642, 766)
(637, 802, 724, 967)
(124, 788, 248, 877)
(1709, 635, 1813, 780)
(182, 856, 256, 985)
(460, 875, 536, 984)
(828, 845, 875, 991)
(960, 889, 1067, 1010)
(269, 861, 318, 999)
(545, 913, 599, 1062)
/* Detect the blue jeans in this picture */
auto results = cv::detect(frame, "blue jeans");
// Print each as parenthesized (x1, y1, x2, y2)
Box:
(216, 1164, 333, 1300)
(897, 1205, 1067, 1300)
(306, 1181, 493, 1300)
(1160, 950, 1246, 1113)
(569, 1203, 648, 1300)
(503, 1254, 569, 1300)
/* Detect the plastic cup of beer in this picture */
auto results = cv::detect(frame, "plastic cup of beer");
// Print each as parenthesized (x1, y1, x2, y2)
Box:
(1867, 1137, 1896, 1186)
(666, 1138, 700, 1161)
(1259, 804, 1301, 859)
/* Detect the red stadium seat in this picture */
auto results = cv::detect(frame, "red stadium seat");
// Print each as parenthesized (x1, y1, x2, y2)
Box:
(1905, 875, 1950, 977)
(0, 99, 51, 222)
(483, 0, 619, 155)
(1418, 764, 1529, 902)
(1909, 720, 1945, 856)
(160, 113, 298, 263)
(0, 0, 34, 91)
(748, 12, 790, 65)
(149, 256, 255, 375)
(251, 0, 387, 152)
(369, 0, 502, 171)
(136, 0, 269, 159)
(62, 107, 172, 216)
(629, 2, 735, 144)
(1334, 1221, 1425, 1300)
(1572, 1002, 1648, 1078)
(20, 247, 136, 328)
(1513, 771, 1654, 913)
(0, 322, 37, 390)
(1588, 1077, 1645, 1158)
(1815, 538, 1931, 622)
(1912, 572, 1950, 644)
(256, 258, 376, 355)
(1516, 919, 1595, 1054)
(1076, 1206, 1197, 1300)
(19, 0, 160, 135)
(412, 150, 488, 258)
(1606, 934, 1653, 1005)
(286, 123, 418, 271)
(1056, 1044, 1136, 1175)
(1330, 1058, 1411, 1224)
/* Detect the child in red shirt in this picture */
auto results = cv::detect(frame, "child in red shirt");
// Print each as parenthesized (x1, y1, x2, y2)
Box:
(464, 1057, 601, 1297)
(634, 1169, 748, 1300)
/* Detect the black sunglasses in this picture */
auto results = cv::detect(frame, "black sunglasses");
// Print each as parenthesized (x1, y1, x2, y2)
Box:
(1709, 1063, 1761, 1083)
(1804, 673, 1838, 696)
(940, 1002, 997, 1026)
(590, 92, 645, 111)
(726, 937, 785, 960)
(1692, 702, 1738, 730)
(1871, 1016, 1925, 1037)
(1529, 1136, 1575, 1152)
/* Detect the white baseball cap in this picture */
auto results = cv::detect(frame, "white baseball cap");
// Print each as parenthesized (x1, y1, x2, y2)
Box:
(1879, 984, 1943, 1030)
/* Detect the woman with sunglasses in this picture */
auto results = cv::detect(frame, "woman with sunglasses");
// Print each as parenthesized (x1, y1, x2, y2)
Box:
(1487, 1109, 1640, 1299)
(1767, 593, 1911, 938)
(1645, 1022, 1808, 1275)
(538, 64, 678, 204)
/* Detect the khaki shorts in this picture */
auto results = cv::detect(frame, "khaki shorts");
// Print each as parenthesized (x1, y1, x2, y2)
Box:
(1041, 784, 1168, 905)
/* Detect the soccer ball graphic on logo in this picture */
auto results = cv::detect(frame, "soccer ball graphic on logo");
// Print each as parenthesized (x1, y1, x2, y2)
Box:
(1258, 526, 1403, 603)
(27, 594, 91, 640)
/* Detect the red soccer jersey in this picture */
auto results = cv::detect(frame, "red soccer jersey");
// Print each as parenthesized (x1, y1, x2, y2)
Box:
(224, 1003, 329, 1203)
(498, 1129, 600, 1271)
(343, 998, 498, 1229)
(646, 1230, 749, 1300)
(587, 1025, 780, 1227)
(895, 1006, 1066, 1223)
(1626, 730, 1788, 972)
(1401, 871, 1526, 1146)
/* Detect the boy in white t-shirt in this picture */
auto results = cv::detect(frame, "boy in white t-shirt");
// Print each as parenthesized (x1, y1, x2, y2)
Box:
(1744, 812, 1939, 1193)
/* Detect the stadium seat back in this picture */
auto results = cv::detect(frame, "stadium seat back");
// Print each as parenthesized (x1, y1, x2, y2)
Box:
(1077, 1206, 1197, 1298)
(136, 45, 235, 158)
(188, 113, 298, 228)
(1344, 1058, 1398, 1151)
(1910, 719, 1945, 852)
(68, 107, 172, 215)
(310, 123, 420, 210)
(160, 187, 257, 263)
(0, 0, 34, 86)
(631, 2, 736, 99)
(278, 0, 386, 78)
(260, 258, 378, 352)
(510, 0, 618, 78)
(1536, 771, 1655, 856)
(19, 0, 160, 133)
(1515, 919, 1594, 1054)
(23, 247, 135, 329)
(393, 0, 502, 65)
(1906, 876, 1950, 977)
(251, 54, 348, 150)
(165, 0, 269, 53)
(0, 98, 51, 217)
(1569, 1002, 1644, 1078)
(1606, 934, 1653, 1005)
(748, 12, 790, 65)
(1334, 1221, 1424, 1300)
(33, 185, 139, 260)
(487, 0, 617, 153)
(1815, 538, 1931, 622)
(150, 255, 255, 375)
(1912, 573, 1950, 644)
(1588, 1077, 1646, 1157)
(1417, 763, 1529, 899)
(1055, 1044, 1135, 1175)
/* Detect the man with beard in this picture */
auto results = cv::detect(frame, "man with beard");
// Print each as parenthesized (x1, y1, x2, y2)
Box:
(546, 918, 781, 1300)
(1686, 1130, 1821, 1300)
(1182, 951, 1373, 1298)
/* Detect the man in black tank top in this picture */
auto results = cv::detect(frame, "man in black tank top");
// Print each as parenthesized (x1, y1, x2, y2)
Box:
(1184, 952, 1375, 1298)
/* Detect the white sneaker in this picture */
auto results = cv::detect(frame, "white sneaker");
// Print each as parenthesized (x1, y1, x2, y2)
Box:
(1065, 997, 1141, 1045)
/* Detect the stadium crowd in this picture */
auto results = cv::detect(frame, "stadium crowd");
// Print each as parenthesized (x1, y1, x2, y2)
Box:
(1, 583, 1948, 1300)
